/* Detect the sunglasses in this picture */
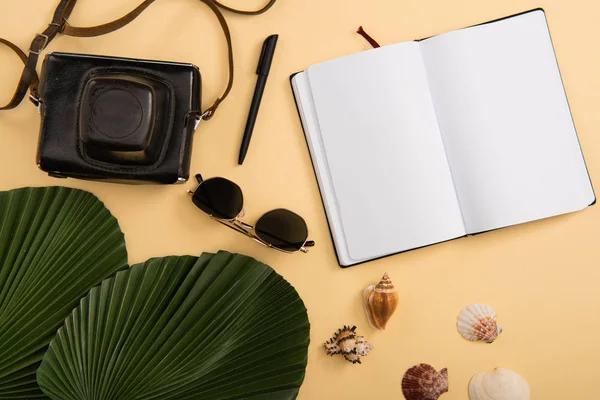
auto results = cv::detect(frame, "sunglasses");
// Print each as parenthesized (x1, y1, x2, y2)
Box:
(188, 174, 315, 253)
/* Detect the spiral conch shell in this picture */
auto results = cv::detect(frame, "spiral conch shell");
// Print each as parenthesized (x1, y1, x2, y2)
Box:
(457, 304, 502, 343)
(363, 273, 398, 330)
(324, 325, 374, 364)
(469, 368, 530, 400)
(402, 363, 448, 400)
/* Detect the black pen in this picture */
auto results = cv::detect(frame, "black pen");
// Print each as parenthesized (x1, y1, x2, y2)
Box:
(238, 34, 279, 165)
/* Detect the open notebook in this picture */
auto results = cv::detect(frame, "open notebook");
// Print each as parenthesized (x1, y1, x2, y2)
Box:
(291, 9, 595, 267)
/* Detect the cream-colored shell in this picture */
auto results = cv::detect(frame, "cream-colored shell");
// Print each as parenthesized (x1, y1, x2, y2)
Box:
(363, 273, 398, 330)
(457, 303, 502, 343)
(469, 368, 530, 400)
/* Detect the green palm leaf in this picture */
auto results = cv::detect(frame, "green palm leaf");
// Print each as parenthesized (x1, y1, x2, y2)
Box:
(0, 187, 128, 399)
(37, 251, 310, 400)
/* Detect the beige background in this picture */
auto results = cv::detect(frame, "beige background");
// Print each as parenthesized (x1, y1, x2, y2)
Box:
(1, 0, 599, 398)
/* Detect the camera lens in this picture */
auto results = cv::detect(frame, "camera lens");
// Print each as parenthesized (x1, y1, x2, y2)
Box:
(91, 89, 144, 140)
(79, 74, 171, 165)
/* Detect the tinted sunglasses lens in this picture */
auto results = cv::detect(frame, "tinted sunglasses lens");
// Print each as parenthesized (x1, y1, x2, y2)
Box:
(255, 209, 308, 252)
(192, 178, 243, 220)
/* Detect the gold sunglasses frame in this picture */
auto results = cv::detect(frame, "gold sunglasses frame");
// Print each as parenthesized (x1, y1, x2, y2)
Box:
(188, 174, 315, 254)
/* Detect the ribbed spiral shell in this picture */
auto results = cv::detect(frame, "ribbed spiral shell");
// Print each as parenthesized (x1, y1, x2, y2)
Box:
(363, 272, 398, 330)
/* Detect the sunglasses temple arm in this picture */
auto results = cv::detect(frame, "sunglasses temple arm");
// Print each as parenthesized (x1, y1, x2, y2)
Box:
(216, 219, 316, 252)
(215, 218, 255, 237)
(228, 220, 315, 251)
(253, 230, 315, 248)
(237, 220, 254, 229)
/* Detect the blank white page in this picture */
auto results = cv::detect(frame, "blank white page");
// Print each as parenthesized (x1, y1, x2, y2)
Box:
(420, 10, 595, 233)
(306, 42, 466, 263)
(292, 73, 358, 264)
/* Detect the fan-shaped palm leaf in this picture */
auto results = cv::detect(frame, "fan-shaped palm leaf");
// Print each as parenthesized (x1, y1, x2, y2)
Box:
(37, 251, 310, 400)
(0, 187, 128, 399)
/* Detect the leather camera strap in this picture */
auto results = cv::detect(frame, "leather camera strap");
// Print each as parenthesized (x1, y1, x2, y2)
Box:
(0, 0, 276, 121)
(0, 0, 77, 110)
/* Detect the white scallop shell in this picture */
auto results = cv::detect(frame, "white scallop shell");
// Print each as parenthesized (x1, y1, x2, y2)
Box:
(469, 368, 530, 400)
(457, 304, 502, 343)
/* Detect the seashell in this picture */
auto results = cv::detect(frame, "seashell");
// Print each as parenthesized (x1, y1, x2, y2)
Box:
(402, 363, 448, 400)
(324, 326, 373, 364)
(343, 352, 361, 364)
(457, 303, 502, 343)
(469, 368, 530, 400)
(354, 336, 373, 357)
(324, 325, 356, 355)
(363, 272, 399, 330)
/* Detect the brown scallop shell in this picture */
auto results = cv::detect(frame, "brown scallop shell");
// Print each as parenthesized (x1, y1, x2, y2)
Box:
(363, 272, 399, 330)
(402, 363, 449, 400)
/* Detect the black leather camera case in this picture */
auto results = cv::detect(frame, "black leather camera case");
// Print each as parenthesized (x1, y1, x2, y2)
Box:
(37, 52, 201, 184)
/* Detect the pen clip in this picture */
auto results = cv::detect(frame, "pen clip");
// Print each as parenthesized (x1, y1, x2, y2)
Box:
(256, 34, 278, 76)
(256, 38, 270, 75)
